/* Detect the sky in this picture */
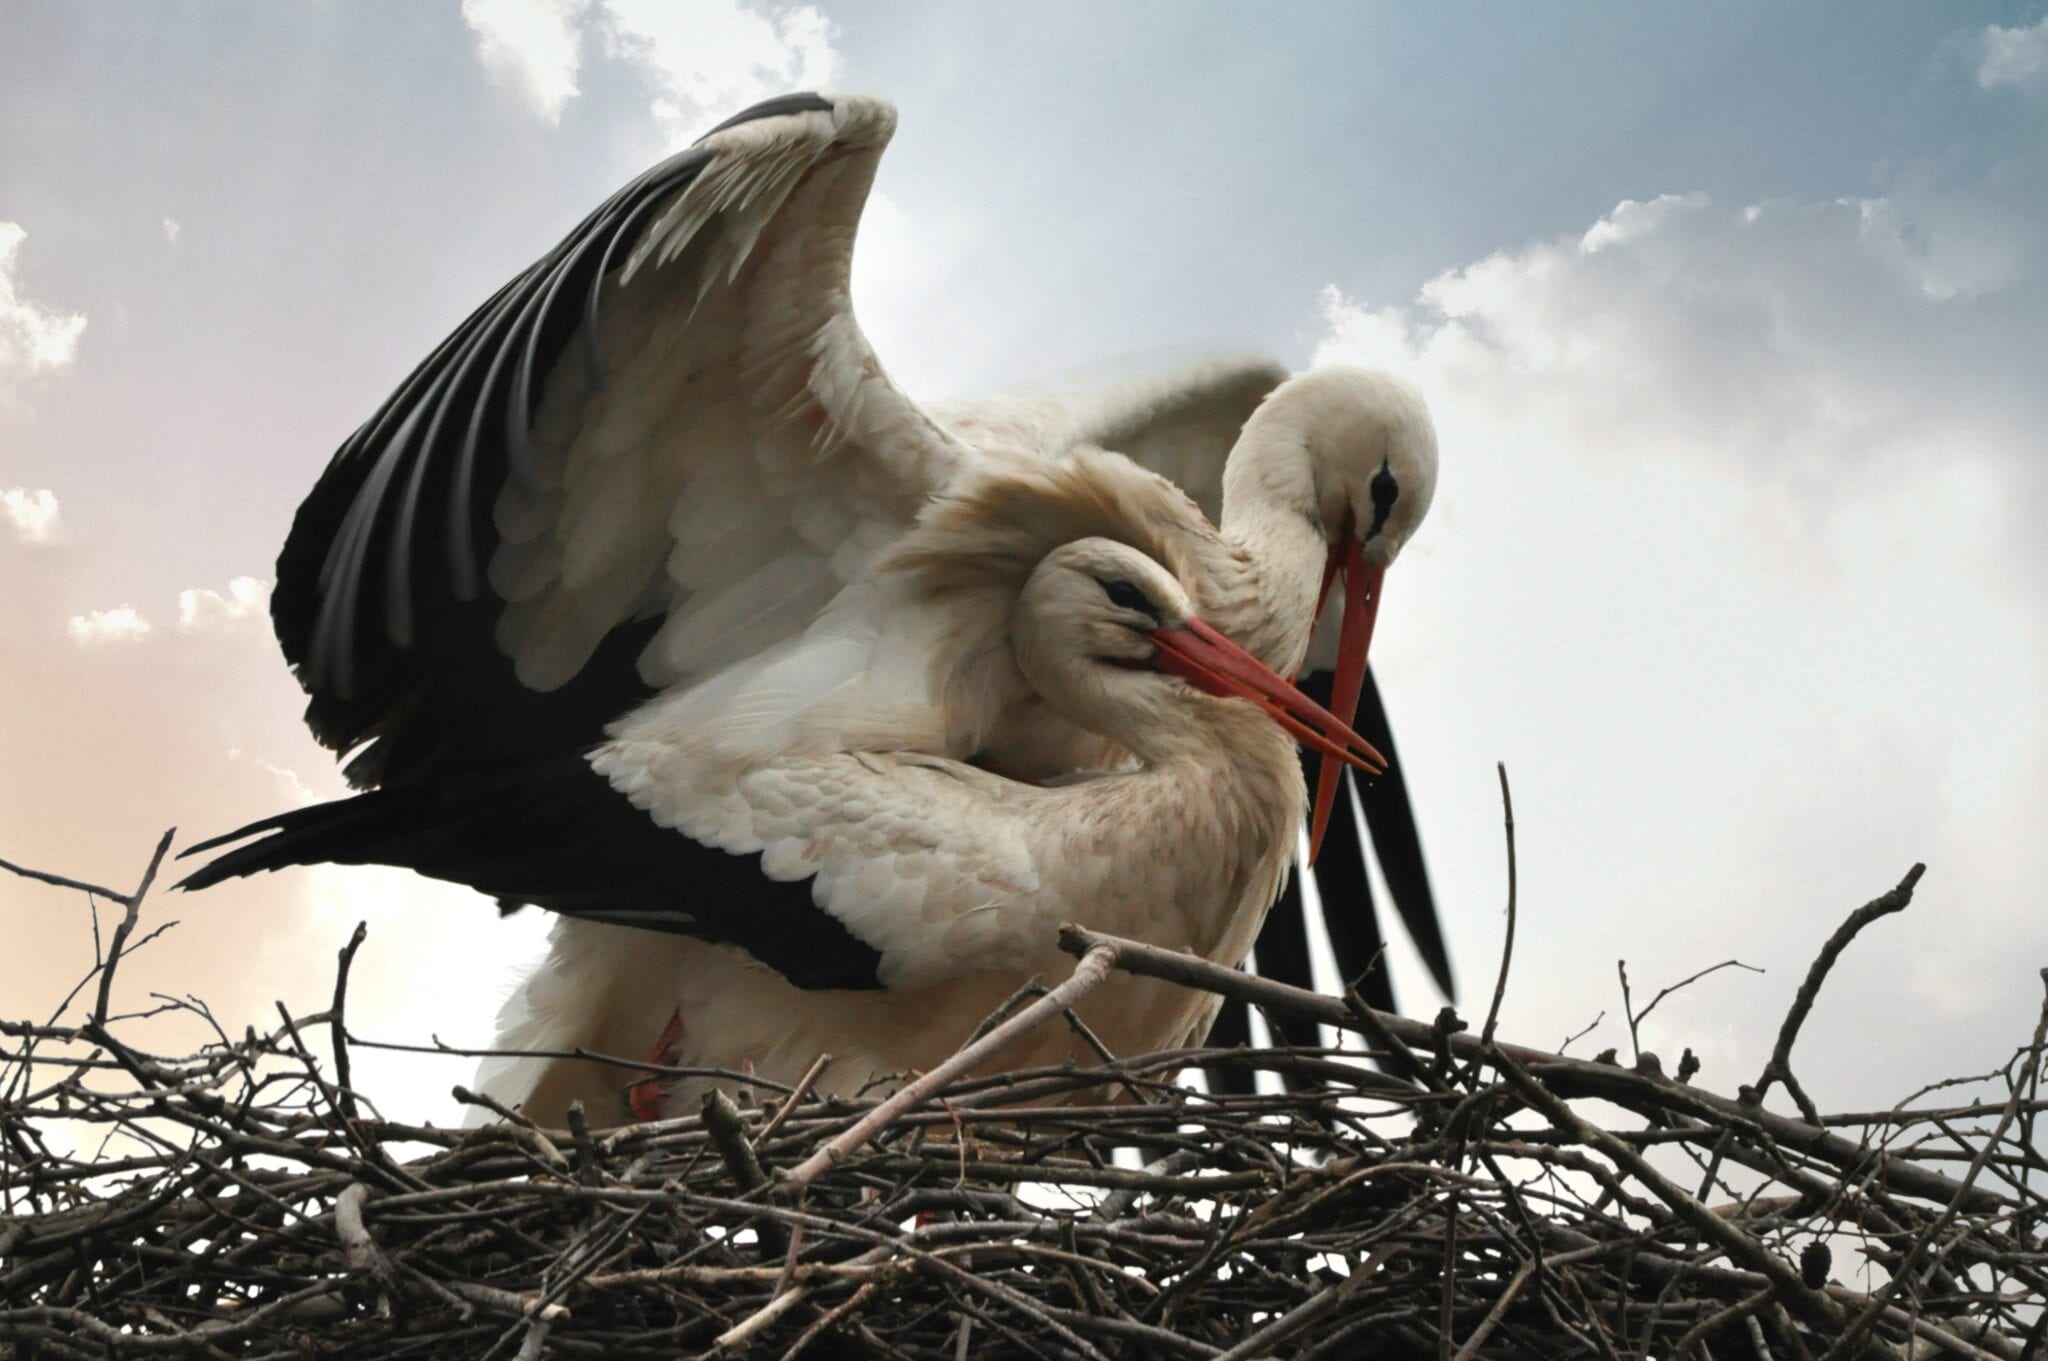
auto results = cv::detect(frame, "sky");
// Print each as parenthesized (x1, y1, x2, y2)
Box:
(4, 2, 2047, 1132)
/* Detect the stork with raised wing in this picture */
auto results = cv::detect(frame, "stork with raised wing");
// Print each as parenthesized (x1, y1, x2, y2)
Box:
(179, 93, 1448, 1117)
(495, 463, 1386, 1117)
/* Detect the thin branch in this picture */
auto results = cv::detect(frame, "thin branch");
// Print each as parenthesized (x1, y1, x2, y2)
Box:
(0, 856, 127, 902)
(752, 1051, 831, 1151)
(5, 831, 2033, 1361)
(1818, 969, 2048, 1361)
(1633, 959, 1766, 1035)
(1487, 1043, 1852, 1338)
(780, 943, 1120, 1191)
(1752, 864, 1926, 1122)
(329, 921, 368, 1123)
(91, 829, 178, 1027)
(1480, 762, 1517, 1049)
(1058, 923, 2004, 1214)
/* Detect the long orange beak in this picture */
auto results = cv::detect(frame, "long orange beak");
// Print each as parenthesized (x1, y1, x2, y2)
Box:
(1151, 617, 1386, 775)
(1308, 536, 1387, 863)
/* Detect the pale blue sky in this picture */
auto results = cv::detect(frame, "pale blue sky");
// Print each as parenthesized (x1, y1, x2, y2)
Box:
(4, 3, 2046, 1128)
(7, 1, 2040, 601)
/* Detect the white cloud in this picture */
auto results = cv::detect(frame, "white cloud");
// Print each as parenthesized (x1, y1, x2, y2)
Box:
(461, 0, 590, 122)
(1577, 191, 1708, 254)
(460, 0, 839, 144)
(1975, 15, 2048, 89)
(1315, 190, 2031, 487)
(67, 606, 153, 646)
(0, 222, 87, 399)
(1, 486, 60, 544)
(57, 579, 269, 646)
(1309, 180, 2048, 1098)
(162, 218, 181, 245)
(1850, 189, 2025, 301)
(177, 576, 271, 633)
(225, 747, 317, 807)
(4, 549, 552, 1133)
(597, 0, 838, 147)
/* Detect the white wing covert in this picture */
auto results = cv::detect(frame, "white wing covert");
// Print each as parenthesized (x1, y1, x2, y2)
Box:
(594, 738, 1055, 988)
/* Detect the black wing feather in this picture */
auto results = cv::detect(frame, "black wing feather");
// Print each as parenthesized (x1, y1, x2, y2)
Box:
(271, 96, 836, 781)
(1246, 868, 1323, 1051)
(178, 751, 884, 991)
(273, 146, 718, 785)
(184, 96, 900, 991)
(1207, 666, 1453, 1092)
(702, 91, 834, 137)
(1347, 668, 1454, 997)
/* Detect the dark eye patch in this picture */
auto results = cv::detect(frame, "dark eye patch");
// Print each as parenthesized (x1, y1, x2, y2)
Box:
(1100, 578, 1160, 621)
(1366, 463, 1399, 539)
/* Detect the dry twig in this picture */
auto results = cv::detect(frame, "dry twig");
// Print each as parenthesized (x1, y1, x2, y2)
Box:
(2, 838, 2038, 1361)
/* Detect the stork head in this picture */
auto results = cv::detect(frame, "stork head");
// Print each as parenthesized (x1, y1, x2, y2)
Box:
(1013, 538, 1385, 775)
(1222, 366, 1438, 859)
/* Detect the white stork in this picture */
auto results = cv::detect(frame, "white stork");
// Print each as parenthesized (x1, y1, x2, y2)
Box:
(180, 93, 1445, 1120)
(504, 468, 1385, 1119)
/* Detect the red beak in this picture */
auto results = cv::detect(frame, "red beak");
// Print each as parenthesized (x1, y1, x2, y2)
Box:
(1151, 617, 1386, 776)
(1308, 536, 1386, 864)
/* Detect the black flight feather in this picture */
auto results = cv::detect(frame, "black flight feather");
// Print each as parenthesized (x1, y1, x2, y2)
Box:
(1205, 666, 1453, 1094)
(179, 753, 883, 991)
(185, 95, 894, 993)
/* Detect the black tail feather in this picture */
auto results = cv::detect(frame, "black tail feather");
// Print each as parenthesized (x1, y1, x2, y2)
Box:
(175, 758, 886, 992)
(1205, 666, 1451, 1093)
(176, 792, 418, 889)
(1350, 669, 1454, 999)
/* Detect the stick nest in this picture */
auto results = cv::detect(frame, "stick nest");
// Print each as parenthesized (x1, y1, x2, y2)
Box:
(3, 838, 2044, 1360)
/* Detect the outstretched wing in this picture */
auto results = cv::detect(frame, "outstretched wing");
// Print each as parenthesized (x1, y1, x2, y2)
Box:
(974, 355, 1456, 1076)
(274, 93, 966, 792)
(933, 354, 1289, 517)
(183, 95, 972, 984)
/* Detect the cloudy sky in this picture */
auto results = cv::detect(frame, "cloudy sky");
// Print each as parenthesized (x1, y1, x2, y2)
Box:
(4, 2, 2046, 1128)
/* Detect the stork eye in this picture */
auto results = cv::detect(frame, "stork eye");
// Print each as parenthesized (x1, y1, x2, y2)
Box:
(1100, 578, 1155, 616)
(1366, 464, 1399, 538)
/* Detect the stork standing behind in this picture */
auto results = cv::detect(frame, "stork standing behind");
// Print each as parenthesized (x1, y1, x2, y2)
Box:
(950, 363, 1451, 1068)
(180, 93, 1446, 1118)
(494, 469, 1385, 1119)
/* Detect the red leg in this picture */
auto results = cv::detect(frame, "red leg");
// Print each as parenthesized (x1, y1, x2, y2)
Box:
(627, 1008, 685, 1123)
